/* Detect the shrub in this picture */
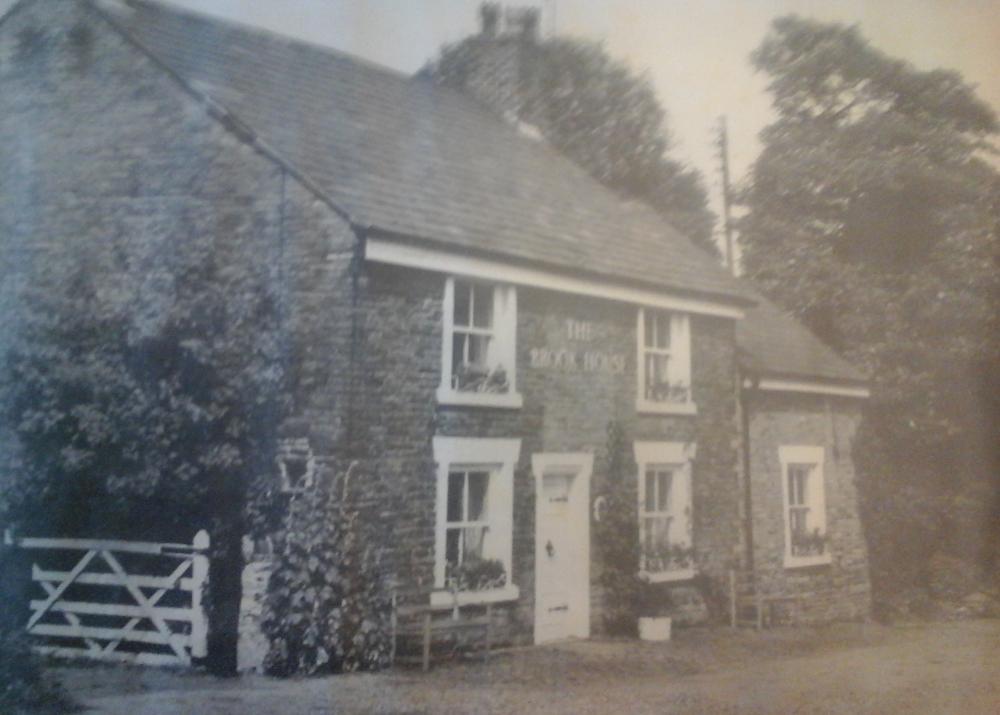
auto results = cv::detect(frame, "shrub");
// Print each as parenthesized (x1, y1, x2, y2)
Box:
(261, 463, 392, 676)
(594, 421, 643, 635)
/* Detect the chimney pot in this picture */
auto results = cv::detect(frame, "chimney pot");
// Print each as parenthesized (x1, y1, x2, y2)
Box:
(480, 3, 500, 38)
(504, 7, 540, 43)
(518, 8, 540, 42)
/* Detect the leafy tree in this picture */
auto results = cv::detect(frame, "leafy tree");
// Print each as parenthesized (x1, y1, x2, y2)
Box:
(739, 16, 1000, 599)
(1, 227, 286, 539)
(0, 216, 288, 672)
(427, 33, 719, 256)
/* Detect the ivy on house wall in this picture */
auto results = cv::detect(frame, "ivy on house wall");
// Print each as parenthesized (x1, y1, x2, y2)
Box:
(594, 421, 644, 635)
(261, 463, 393, 675)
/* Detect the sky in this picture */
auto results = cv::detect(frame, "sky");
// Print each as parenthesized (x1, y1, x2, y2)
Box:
(4, 0, 998, 247)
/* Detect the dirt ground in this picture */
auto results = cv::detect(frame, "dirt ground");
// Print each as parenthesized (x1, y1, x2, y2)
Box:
(56, 619, 1000, 714)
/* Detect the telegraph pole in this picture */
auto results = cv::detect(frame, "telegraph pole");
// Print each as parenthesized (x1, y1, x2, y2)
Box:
(715, 116, 736, 275)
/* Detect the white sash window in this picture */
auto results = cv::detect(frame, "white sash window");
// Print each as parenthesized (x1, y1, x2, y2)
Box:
(779, 446, 831, 568)
(636, 308, 694, 414)
(634, 441, 696, 582)
(438, 277, 521, 408)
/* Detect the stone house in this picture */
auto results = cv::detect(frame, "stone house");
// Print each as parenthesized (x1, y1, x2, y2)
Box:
(0, 0, 872, 652)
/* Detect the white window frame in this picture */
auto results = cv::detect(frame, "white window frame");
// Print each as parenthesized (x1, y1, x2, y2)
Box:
(437, 277, 522, 409)
(432, 437, 521, 606)
(636, 308, 696, 415)
(276, 438, 314, 494)
(779, 445, 831, 568)
(634, 441, 696, 583)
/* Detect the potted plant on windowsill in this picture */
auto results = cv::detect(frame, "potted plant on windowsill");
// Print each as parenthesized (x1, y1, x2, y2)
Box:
(637, 578, 674, 641)
(790, 529, 827, 557)
(453, 363, 509, 394)
(644, 542, 696, 574)
(646, 381, 690, 404)
(445, 557, 506, 592)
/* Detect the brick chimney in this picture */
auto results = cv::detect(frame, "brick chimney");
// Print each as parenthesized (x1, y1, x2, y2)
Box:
(461, 3, 541, 121)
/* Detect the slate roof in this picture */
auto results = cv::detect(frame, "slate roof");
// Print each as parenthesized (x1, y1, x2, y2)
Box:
(736, 288, 867, 385)
(93, 0, 747, 306)
(85, 0, 864, 388)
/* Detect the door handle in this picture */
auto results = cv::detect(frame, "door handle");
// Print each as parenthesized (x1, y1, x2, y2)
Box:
(545, 540, 555, 557)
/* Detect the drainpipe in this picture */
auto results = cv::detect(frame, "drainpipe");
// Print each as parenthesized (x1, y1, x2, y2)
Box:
(739, 373, 757, 574)
(346, 225, 367, 461)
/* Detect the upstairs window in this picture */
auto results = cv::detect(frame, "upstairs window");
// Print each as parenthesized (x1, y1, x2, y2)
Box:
(635, 441, 695, 582)
(452, 282, 497, 390)
(636, 308, 693, 414)
(779, 446, 830, 568)
(438, 277, 521, 408)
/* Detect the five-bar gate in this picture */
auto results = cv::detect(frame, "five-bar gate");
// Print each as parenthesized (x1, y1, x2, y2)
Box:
(4, 529, 210, 667)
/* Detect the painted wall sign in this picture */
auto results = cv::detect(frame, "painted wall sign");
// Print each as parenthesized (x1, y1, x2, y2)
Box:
(529, 319, 626, 374)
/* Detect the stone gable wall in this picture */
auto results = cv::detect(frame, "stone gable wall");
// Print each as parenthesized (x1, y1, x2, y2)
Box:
(0, 0, 359, 669)
(0, 0, 358, 483)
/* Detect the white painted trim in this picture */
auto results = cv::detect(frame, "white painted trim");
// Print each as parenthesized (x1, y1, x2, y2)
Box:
(778, 445, 830, 569)
(633, 441, 696, 581)
(778, 445, 825, 464)
(532, 452, 593, 644)
(431, 437, 522, 591)
(429, 584, 520, 607)
(636, 400, 698, 416)
(752, 378, 870, 399)
(435, 388, 524, 409)
(634, 441, 697, 465)
(641, 568, 695, 584)
(784, 554, 832, 569)
(367, 237, 745, 319)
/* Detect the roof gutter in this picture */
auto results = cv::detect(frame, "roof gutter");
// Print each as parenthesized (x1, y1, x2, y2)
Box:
(363, 229, 751, 320)
(741, 374, 870, 399)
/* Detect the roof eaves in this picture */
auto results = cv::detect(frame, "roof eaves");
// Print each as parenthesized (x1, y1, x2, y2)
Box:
(366, 225, 755, 310)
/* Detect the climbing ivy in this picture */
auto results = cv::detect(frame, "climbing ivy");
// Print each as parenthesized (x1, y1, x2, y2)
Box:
(594, 421, 644, 635)
(261, 463, 392, 675)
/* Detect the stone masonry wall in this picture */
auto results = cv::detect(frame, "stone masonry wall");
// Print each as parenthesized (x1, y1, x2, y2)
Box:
(355, 263, 743, 643)
(745, 390, 872, 622)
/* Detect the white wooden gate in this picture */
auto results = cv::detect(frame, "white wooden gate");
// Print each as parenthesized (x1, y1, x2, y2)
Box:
(4, 529, 209, 667)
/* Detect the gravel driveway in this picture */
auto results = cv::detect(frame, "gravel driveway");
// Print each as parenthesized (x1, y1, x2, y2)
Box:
(59, 619, 1000, 714)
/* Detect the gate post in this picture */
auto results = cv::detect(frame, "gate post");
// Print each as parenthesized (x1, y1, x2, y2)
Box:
(1, 527, 29, 632)
(190, 530, 210, 659)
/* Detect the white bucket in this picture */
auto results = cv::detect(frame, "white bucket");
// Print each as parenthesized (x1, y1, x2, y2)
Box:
(638, 616, 672, 641)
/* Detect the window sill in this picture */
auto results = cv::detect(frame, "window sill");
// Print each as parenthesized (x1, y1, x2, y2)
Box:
(436, 387, 523, 409)
(640, 568, 695, 583)
(429, 584, 520, 607)
(636, 399, 698, 416)
(784, 554, 832, 569)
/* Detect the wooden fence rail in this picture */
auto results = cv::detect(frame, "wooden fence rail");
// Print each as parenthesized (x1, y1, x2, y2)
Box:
(3, 529, 209, 667)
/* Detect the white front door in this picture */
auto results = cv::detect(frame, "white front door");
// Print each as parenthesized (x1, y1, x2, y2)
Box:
(533, 453, 592, 644)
